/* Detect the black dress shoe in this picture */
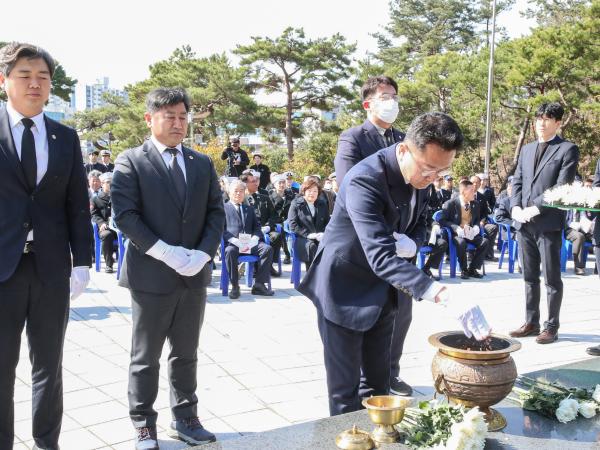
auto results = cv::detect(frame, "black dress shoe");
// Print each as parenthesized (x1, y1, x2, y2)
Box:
(251, 283, 274, 296)
(460, 270, 470, 280)
(32, 444, 60, 450)
(105, 266, 114, 274)
(485, 256, 498, 262)
(390, 378, 413, 396)
(283, 256, 291, 264)
(422, 267, 439, 281)
(270, 267, 281, 277)
(586, 345, 600, 356)
(168, 417, 216, 445)
(134, 426, 159, 450)
(509, 323, 540, 338)
(229, 285, 240, 299)
(468, 268, 483, 278)
(575, 267, 586, 275)
(536, 328, 558, 344)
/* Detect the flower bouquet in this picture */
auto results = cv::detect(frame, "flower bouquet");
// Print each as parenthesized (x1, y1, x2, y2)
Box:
(509, 376, 600, 423)
(543, 184, 600, 212)
(401, 400, 487, 450)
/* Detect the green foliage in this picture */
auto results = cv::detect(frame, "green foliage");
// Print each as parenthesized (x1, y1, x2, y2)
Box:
(404, 402, 465, 448)
(235, 27, 356, 160)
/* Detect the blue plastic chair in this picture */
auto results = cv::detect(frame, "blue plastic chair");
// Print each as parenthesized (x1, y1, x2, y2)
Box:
(219, 237, 271, 296)
(93, 222, 119, 273)
(416, 245, 444, 280)
(498, 224, 518, 273)
(283, 221, 302, 289)
(561, 230, 593, 272)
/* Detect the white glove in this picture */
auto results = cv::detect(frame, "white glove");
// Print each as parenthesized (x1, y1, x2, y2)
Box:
(261, 226, 271, 234)
(393, 232, 417, 258)
(580, 216, 593, 234)
(522, 206, 540, 221)
(70, 266, 90, 301)
(569, 221, 581, 232)
(511, 206, 527, 223)
(307, 233, 319, 240)
(146, 240, 191, 271)
(458, 305, 492, 341)
(429, 224, 441, 245)
(471, 225, 480, 237)
(177, 250, 211, 277)
(456, 227, 465, 238)
(316, 232, 324, 242)
(421, 281, 447, 303)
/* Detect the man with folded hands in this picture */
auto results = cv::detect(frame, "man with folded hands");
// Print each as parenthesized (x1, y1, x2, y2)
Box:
(223, 179, 274, 299)
(440, 179, 490, 279)
(112, 87, 224, 449)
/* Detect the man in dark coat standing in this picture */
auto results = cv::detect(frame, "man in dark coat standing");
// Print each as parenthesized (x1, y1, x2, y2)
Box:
(112, 88, 224, 449)
(586, 157, 600, 356)
(509, 102, 579, 345)
(334, 76, 405, 186)
(0, 42, 92, 450)
(299, 113, 490, 416)
(221, 137, 249, 177)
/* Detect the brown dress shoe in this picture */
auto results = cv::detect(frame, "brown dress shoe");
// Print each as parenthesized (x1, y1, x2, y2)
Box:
(536, 329, 558, 344)
(509, 323, 540, 338)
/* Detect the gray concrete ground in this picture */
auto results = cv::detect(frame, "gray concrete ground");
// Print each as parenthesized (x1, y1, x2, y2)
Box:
(12, 252, 600, 449)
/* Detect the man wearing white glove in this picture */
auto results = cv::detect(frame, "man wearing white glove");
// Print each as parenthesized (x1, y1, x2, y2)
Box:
(0, 43, 94, 450)
(223, 180, 274, 300)
(509, 102, 579, 345)
(393, 232, 417, 258)
(298, 112, 464, 415)
(439, 180, 490, 279)
(112, 88, 224, 448)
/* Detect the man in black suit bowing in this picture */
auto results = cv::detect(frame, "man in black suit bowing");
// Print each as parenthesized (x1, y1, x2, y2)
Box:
(334, 76, 405, 186)
(0, 42, 92, 450)
(112, 88, 224, 449)
(509, 103, 579, 344)
(223, 179, 274, 299)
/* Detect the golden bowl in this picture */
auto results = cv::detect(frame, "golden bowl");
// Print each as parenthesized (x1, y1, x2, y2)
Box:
(362, 395, 412, 443)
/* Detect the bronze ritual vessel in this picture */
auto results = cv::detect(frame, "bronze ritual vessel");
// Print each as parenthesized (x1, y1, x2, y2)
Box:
(429, 331, 521, 431)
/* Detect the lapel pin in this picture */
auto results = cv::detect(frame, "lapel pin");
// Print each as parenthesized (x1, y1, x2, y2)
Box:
(51, 134, 56, 140)
(188, 155, 194, 159)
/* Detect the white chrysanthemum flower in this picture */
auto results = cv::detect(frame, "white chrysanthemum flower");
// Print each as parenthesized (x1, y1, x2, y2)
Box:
(556, 397, 579, 423)
(593, 385, 600, 403)
(578, 401, 597, 419)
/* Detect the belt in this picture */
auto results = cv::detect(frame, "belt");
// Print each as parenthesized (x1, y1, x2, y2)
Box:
(23, 241, 35, 254)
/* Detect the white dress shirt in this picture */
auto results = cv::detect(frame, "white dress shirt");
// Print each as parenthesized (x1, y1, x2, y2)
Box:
(7, 103, 49, 241)
(150, 135, 187, 181)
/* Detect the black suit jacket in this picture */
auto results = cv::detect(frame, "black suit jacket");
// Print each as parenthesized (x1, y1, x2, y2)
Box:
(493, 192, 514, 228)
(334, 120, 404, 185)
(112, 140, 225, 294)
(287, 196, 329, 238)
(440, 197, 482, 235)
(510, 136, 579, 232)
(270, 188, 296, 223)
(0, 107, 92, 283)
(91, 191, 112, 227)
(223, 201, 263, 244)
(247, 192, 278, 229)
(298, 145, 431, 332)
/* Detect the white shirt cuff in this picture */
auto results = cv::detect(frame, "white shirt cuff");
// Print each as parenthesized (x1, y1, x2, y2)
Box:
(146, 239, 168, 259)
(421, 281, 443, 303)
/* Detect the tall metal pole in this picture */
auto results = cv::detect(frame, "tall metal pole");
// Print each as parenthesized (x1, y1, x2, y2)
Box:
(484, 0, 497, 175)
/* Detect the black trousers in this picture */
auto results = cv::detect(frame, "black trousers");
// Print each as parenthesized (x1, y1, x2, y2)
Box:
(0, 253, 70, 450)
(128, 286, 207, 428)
(423, 237, 448, 270)
(267, 231, 283, 267)
(318, 297, 396, 416)
(565, 228, 592, 269)
(99, 228, 117, 268)
(594, 222, 600, 279)
(454, 234, 489, 271)
(484, 223, 499, 257)
(224, 242, 273, 287)
(517, 226, 563, 331)
(389, 292, 413, 381)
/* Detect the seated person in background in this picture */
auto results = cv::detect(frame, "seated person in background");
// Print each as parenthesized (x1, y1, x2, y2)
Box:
(91, 172, 117, 273)
(219, 176, 230, 203)
(471, 175, 499, 262)
(287, 177, 330, 270)
(440, 179, 490, 279)
(306, 174, 336, 216)
(494, 177, 515, 229)
(421, 186, 448, 280)
(269, 174, 296, 264)
(88, 169, 102, 200)
(241, 172, 283, 276)
(438, 175, 454, 204)
(223, 180, 274, 299)
(285, 171, 299, 194)
(565, 182, 595, 275)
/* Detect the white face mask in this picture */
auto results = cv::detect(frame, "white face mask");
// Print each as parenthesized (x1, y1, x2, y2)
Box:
(371, 98, 399, 124)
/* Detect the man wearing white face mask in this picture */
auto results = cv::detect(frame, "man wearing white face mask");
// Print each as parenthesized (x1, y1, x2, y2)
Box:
(335, 76, 405, 186)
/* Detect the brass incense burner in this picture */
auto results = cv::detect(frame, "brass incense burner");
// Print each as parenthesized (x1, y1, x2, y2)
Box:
(429, 331, 521, 431)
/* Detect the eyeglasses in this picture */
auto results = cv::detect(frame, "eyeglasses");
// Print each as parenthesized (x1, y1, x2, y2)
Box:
(371, 93, 399, 102)
(404, 149, 452, 178)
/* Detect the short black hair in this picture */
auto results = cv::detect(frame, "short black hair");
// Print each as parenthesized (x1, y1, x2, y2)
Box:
(146, 87, 190, 114)
(459, 179, 473, 190)
(535, 102, 564, 121)
(405, 112, 463, 152)
(360, 76, 398, 101)
(0, 42, 55, 77)
(239, 173, 256, 183)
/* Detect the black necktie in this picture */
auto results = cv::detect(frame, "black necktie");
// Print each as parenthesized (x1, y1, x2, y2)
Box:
(534, 141, 550, 172)
(237, 204, 245, 230)
(465, 203, 470, 212)
(384, 128, 394, 146)
(21, 118, 37, 191)
(167, 148, 186, 206)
